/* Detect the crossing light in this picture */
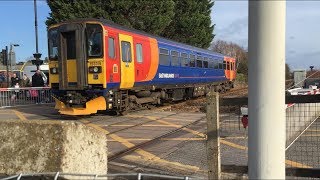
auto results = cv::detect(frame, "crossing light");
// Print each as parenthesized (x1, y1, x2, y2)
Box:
(1, 49, 7, 65)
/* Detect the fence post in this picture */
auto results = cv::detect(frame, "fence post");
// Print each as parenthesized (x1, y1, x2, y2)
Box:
(206, 89, 221, 180)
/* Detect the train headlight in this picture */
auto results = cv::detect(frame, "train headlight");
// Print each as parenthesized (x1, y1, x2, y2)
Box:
(89, 66, 102, 73)
(50, 67, 58, 74)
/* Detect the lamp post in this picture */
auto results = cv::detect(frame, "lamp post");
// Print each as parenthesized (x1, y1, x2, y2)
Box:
(33, 0, 42, 70)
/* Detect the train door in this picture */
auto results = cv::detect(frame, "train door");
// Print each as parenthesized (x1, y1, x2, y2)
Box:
(119, 34, 135, 89)
(59, 24, 87, 90)
(134, 37, 151, 82)
(106, 31, 120, 85)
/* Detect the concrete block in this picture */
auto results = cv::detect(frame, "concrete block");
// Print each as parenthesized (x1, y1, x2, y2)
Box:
(0, 120, 107, 176)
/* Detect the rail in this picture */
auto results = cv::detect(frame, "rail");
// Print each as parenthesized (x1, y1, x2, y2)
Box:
(0, 87, 53, 107)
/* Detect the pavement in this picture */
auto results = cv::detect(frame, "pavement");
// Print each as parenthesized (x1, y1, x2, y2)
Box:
(0, 104, 319, 179)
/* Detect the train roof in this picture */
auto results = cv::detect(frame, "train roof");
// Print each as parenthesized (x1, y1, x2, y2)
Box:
(49, 18, 230, 58)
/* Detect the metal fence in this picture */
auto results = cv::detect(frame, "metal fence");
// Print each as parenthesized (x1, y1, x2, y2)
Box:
(0, 87, 53, 107)
(1, 172, 196, 180)
(219, 94, 320, 179)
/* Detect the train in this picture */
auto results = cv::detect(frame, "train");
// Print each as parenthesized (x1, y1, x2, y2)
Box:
(48, 18, 236, 115)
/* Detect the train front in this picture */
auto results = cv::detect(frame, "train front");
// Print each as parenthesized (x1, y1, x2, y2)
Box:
(48, 20, 108, 115)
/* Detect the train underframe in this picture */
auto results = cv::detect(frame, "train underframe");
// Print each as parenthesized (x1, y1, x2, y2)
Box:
(54, 81, 234, 115)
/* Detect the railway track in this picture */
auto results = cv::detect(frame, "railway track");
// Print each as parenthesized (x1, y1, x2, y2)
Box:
(108, 117, 205, 161)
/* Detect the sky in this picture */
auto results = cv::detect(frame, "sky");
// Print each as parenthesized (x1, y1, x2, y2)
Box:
(0, 0, 319, 70)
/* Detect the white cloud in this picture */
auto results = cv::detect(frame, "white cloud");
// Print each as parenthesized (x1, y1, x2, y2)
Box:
(212, 1, 320, 69)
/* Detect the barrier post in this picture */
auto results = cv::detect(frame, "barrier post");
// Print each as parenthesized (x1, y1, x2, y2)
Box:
(248, 1, 286, 178)
(206, 88, 221, 180)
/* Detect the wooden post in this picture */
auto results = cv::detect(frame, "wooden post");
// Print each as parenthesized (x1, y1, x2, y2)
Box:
(206, 89, 221, 180)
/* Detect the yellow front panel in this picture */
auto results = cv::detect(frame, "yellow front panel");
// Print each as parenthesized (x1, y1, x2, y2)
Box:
(87, 58, 105, 86)
(67, 59, 77, 82)
(119, 34, 135, 89)
(49, 61, 59, 84)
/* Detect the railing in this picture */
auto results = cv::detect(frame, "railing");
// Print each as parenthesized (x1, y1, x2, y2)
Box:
(219, 94, 320, 179)
(1, 172, 198, 180)
(0, 87, 53, 107)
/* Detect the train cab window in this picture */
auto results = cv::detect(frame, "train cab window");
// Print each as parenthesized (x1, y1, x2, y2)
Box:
(159, 48, 170, 66)
(203, 57, 208, 68)
(196, 56, 203, 68)
(181, 53, 189, 67)
(48, 29, 58, 60)
(86, 24, 103, 57)
(227, 62, 230, 70)
(171, 50, 180, 66)
(136, 43, 143, 63)
(108, 37, 115, 59)
(121, 41, 132, 62)
(230, 62, 233, 71)
(189, 54, 195, 67)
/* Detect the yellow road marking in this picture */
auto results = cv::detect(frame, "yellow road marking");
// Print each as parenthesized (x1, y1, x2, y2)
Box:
(12, 110, 27, 121)
(106, 124, 177, 127)
(80, 120, 200, 171)
(285, 160, 312, 168)
(108, 137, 205, 142)
(306, 129, 320, 132)
(141, 115, 312, 169)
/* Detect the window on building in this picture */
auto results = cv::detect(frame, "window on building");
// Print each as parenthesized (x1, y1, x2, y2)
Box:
(108, 37, 115, 59)
(189, 54, 195, 67)
(171, 50, 180, 66)
(181, 53, 189, 67)
(136, 44, 143, 63)
(121, 41, 132, 62)
(159, 48, 170, 66)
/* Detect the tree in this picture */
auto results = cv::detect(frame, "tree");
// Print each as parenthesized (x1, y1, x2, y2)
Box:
(285, 63, 292, 80)
(46, 0, 214, 48)
(161, 0, 214, 48)
(211, 40, 248, 81)
(46, 0, 175, 36)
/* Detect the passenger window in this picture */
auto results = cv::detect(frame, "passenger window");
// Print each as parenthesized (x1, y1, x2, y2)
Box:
(181, 53, 189, 67)
(203, 61, 208, 68)
(136, 44, 143, 63)
(159, 48, 170, 66)
(189, 55, 195, 67)
(227, 62, 230, 70)
(214, 61, 219, 69)
(171, 51, 180, 66)
(219, 63, 223, 69)
(223, 62, 227, 70)
(208, 58, 213, 68)
(196, 56, 203, 68)
(108, 37, 115, 59)
(121, 41, 132, 62)
(203, 57, 208, 68)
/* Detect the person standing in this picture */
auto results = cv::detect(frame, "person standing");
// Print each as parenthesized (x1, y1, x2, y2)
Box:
(32, 70, 44, 103)
(32, 70, 44, 87)
(21, 74, 31, 87)
(10, 73, 20, 87)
